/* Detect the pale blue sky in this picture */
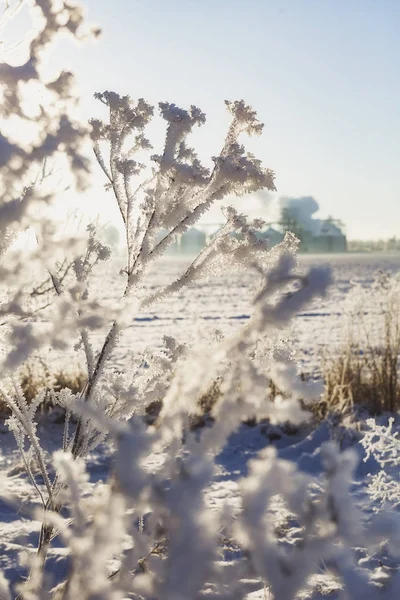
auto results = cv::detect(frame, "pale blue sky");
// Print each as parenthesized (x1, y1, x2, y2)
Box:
(9, 0, 400, 239)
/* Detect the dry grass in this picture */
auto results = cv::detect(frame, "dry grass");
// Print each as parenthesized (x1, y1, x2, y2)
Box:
(317, 276, 400, 418)
(318, 342, 400, 418)
(0, 356, 86, 418)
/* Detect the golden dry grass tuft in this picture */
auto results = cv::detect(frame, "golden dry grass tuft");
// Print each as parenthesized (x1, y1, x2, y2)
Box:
(0, 356, 86, 417)
(316, 274, 400, 418)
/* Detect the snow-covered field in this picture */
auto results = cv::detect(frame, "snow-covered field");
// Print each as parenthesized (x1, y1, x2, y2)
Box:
(88, 251, 400, 375)
(1, 253, 400, 596)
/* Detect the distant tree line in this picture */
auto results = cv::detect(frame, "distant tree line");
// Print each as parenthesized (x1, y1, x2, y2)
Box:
(348, 237, 400, 252)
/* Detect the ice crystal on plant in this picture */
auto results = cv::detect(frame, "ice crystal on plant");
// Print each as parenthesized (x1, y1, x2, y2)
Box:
(361, 418, 400, 511)
(5, 2, 400, 600)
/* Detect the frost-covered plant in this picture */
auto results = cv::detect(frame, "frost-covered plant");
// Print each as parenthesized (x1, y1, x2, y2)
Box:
(0, 0, 102, 369)
(361, 417, 400, 511)
(0, 0, 97, 228)
(4, 2, 400, 600)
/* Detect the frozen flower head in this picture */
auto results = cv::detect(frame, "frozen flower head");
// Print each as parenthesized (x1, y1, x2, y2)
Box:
(225, 99, 264, 136)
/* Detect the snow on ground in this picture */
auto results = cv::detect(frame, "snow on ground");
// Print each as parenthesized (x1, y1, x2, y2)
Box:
(1, 414, 398, 598)
(1, 253, 400, 595)
(85, 251, 400, 375)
